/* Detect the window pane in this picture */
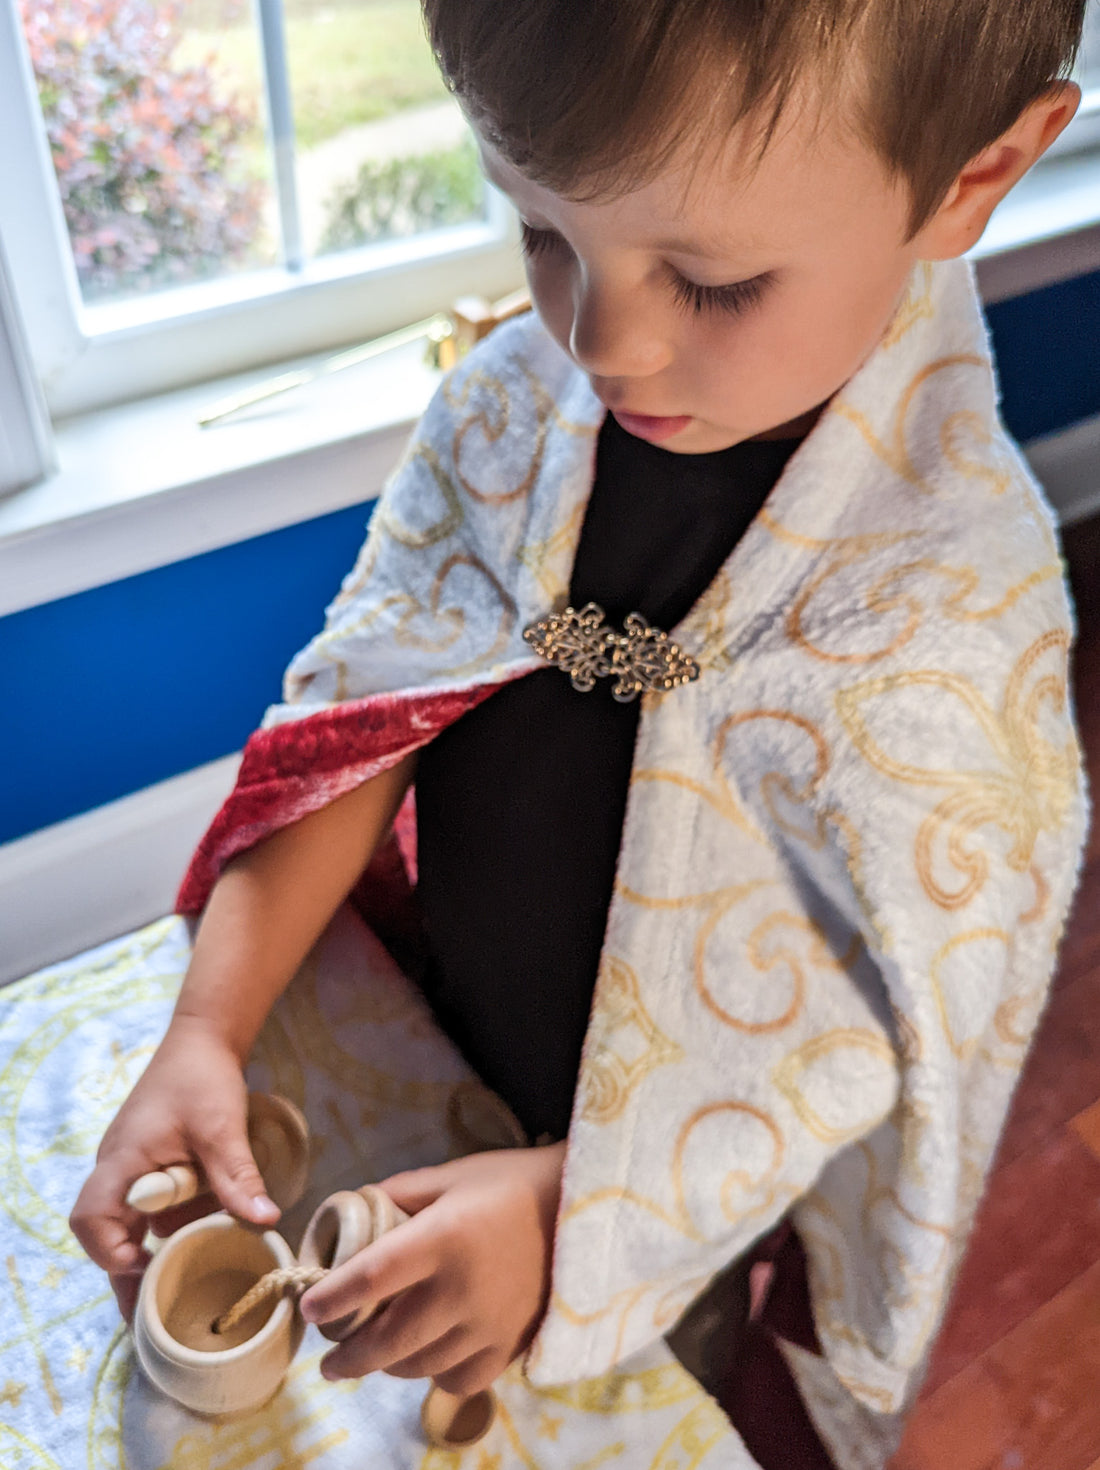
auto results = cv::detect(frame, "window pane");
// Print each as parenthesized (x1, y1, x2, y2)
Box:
(1083, 0, 1100, 85)
(19, 0, 276, 305)
(284, 0, 485, 261)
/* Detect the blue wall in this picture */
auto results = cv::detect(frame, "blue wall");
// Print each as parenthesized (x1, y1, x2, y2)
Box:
(1, 268, 1098, 847)
(985, 268, 1100, 439)
(0, 501, 375, 845)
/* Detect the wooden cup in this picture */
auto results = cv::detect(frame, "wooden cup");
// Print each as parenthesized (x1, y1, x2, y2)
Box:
(133, 1211, 304, 1417)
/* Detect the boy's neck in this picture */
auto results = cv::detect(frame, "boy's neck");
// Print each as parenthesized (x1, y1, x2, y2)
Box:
(746, 398, 829, 443)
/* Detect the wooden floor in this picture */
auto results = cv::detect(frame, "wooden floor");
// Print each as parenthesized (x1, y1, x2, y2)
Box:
(890, 516, 1100, 1470)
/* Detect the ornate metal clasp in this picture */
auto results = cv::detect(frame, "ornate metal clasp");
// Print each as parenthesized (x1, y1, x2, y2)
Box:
(523, 602, 700, 702)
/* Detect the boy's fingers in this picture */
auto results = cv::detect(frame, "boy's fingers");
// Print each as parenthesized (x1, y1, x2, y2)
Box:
(194, 1134, 280, 1226)
(381, 1324, 472, 1381)
(376, 1165, 451, 1216)
(300, 1209, 441, 1326)
(319, 1285, 459, 1380)
(69, 1156, 150, 1272)
(109, 1267, 148, 1325)
(431, 1344, 507, 1397)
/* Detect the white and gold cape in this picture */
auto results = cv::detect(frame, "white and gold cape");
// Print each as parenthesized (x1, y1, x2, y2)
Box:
(182, 256, 1088, 1467)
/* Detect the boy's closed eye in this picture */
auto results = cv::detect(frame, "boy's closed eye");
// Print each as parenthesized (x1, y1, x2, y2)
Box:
(519, 220, 775, 318)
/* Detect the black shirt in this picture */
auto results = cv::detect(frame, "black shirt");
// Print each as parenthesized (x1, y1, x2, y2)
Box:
(414, 412, 801, 1142)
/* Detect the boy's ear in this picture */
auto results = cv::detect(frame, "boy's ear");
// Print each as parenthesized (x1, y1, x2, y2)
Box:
(914, 81, 1081, 259)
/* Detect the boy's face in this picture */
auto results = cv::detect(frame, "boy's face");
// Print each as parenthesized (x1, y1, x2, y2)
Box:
(476, 99, 930, 453)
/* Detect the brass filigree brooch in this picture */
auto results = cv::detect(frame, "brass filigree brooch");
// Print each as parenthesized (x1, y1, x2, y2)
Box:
(523, 602, 700, 702)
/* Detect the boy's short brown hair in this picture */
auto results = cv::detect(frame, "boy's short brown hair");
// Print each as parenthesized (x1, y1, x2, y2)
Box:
(421, 0, 1086, 238)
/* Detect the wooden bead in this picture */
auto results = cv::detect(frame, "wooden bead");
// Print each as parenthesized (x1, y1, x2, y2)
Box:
(126, 1162, 200, 1214)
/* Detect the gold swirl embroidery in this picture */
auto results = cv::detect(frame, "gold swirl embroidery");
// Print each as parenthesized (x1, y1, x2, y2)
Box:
(517, 501, 587, 604)
(645, 1401, 730, 1468)
(773, 1029, 896, 1144)
(671, 1101, 788, 1230)
(878, 262, 935, 350)
(830, 354, 994, 494)
(941, 409, 1014, 495)
(561, 1098, 788, 1248)
(375, 444, 464, 548)
(394, 553, 518, 678)
(558, 1186, 702, 1241)
(551, 1105, 790, 1362)
(688, 568, 735, 672)
(546, 1283, 653, 1368)
(330, 521, 381, 608)
(871, 557, 1059, 625)
(993, 989, 1044, 1048)
(929, 928, 1011, 1061)
(579, 958, 686, 1125)
(534, 1362, 700, 1413)
(698, 909, 856, 1036)
(759, 509, 920, 556)
(836, 630, 1078, 909)
(708, 708, 874, 929)
(291, 590, 421, 704)
(787, 551, 1058, 669)
(447, 365, 559, 506)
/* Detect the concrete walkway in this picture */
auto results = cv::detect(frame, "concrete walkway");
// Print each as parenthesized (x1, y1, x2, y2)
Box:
(294, 99, 472, 254)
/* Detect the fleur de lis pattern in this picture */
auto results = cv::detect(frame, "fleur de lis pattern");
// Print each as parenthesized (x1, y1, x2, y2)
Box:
(179, 256, 1083, 1468)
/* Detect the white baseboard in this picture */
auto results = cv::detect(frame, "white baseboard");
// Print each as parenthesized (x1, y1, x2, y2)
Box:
(0, 753, 239, 986)
(1024, 413, 1100, 526)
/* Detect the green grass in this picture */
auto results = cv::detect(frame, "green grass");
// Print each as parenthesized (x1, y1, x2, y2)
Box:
(176, 2, 449, 151)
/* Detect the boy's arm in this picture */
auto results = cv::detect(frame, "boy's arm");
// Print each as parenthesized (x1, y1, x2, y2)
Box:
(70, 754, 416, 1311)
(176, 750, 416, 1061)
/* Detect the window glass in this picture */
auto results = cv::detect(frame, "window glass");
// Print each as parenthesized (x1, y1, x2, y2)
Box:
(17, 0, 485, 309)
(19, 0, 277, 305)
(282, 0, 484, 261)
(1082, 0, 1100, 83)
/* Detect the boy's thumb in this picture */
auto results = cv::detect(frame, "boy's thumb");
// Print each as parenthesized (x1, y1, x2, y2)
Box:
(200, 1136, 280, 1226)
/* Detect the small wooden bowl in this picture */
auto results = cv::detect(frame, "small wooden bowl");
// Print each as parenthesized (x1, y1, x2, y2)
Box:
(421, 1385, 497, 1448)
(133, 1212, 303, 1416)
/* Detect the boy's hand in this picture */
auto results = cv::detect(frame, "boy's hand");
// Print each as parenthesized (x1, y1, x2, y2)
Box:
(299, 1142, 566, 1395)
(69, 1015, 279, 1322)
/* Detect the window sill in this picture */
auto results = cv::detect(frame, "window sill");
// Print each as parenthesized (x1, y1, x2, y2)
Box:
(0, 335, 442, 617)
(1, 145, 1098, 621)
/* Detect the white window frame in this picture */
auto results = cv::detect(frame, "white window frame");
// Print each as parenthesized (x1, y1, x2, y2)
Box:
(0, 0, 525, 422)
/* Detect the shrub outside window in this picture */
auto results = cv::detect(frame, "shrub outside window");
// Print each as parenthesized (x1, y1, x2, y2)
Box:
(0, 0, 522, 419)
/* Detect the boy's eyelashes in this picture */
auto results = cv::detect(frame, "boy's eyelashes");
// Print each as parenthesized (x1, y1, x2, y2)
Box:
(668, 272, 771, 319)
(519, 221, 771, 319)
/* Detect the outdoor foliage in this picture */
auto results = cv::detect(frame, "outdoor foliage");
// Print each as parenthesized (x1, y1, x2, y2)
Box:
(20, 0, 265, 300)
(319, 139, 482, 254)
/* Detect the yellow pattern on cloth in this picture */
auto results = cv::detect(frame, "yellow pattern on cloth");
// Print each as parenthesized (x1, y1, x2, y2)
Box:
(260, 256, 1087, 1465)
(0, 912, 752, 1468)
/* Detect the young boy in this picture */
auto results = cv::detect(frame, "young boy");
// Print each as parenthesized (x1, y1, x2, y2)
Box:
(73, 2, 1089, 1465)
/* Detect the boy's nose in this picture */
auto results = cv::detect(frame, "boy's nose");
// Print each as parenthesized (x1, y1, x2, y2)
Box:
(568, 277, 673, 381)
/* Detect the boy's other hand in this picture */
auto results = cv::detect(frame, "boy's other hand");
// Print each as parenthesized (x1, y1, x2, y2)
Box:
(299, 1141, 566, 1395)
(68, 1015, 280, 1322)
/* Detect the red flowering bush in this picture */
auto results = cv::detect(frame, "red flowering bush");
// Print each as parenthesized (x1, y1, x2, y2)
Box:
(20, 0, 265, 300)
